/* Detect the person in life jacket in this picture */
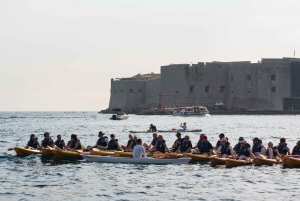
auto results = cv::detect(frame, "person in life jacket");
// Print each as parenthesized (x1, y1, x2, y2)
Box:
(192, 135, 213, 155)
(154, 135, 170, 154)
(216, 138, 235, 158)
(233, 137, 244, 155)
(126, 135, 139, 151)
(54, 134, 67, 150)
(237, 140, 255, 160)
(121, 133, 134, 150)
(252, 137, 266, 157)
(105, 134, 122, 151)
(25, 134, 41, 149)
(87, 131, 108, 150)
(171, 132, 184, 152)
(41, 132, 54, 148)
(177, 135, 192, 154)
(148, 124, 157, 132)
(266, 142, 277, 159)
(180, 122, 187, 131)
(215, 133, 225, 149)
(274, 137, 290, 157)
(143, 132, 158, 152)
(67, 134, 82, 150)
(291, 140, 300, 157)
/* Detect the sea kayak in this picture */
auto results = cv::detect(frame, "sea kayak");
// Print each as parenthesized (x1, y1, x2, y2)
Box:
(253, 157, 280, 166)
(52, 149, 82, 159)
(14, 147, 41, 156)
(41, 147, 54, 156)
(81, 155, 191, 164)
(210, 156, 227, 165)
(129, 129, 202, 133)
(114, 151, 153, 158)
(225, 159, 253, 168)
(283, 157, 300, 168)
(183, 153, 210, 161)
(90, 149, 115, 156)
(166, 153, 184, 159)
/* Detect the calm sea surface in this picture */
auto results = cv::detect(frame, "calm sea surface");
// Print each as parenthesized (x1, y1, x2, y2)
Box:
(0, 112, 300, 200)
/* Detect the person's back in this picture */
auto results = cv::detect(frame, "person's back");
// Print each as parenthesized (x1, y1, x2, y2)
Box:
(133, 139, 147, 158)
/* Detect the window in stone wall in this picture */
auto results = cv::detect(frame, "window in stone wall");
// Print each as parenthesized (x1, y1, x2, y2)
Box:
(231, 76, 233, 81)
(247, 75, 251, 81)
(271, 87, 276, 93)
(271, 74, 276, 81)
(130, 89, 133, 93)
(220, 86, 225, 93)
(139, 89, 142, 92)
(205, 86, 210, 93)
(175, 90, 179, 94)
(190, 85, 195, 92)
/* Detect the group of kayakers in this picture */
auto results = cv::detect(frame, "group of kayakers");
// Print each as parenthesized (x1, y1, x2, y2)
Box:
(24, 131, 300, 160)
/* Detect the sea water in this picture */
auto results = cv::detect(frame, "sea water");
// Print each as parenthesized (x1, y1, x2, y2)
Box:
(0, 112, 299, 200)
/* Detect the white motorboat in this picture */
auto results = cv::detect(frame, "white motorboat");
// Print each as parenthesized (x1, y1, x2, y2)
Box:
(173, 106, 209, 116)
(81, 155, 191, 164)
(109, 109, 129, 120)
(129, 129, 202, 133)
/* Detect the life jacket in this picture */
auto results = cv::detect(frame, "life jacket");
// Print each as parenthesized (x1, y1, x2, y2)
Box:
(28, 139, 38, 148)
(216, 140, 221, 148)
(221, 144, 231, 155)
(55, 139, 64, 149)
(132, 140, 137, 148)
(151, 126, 157, 131)
(238, 145, 250, 157)
(96, 137, 107, 147)
(234, 143, 241, 154)
(42, 137, 53, 148)
(198, 141, 211, 153)
(266, 147, 277, 157)
(292, 146, 300, 155)
(151, 138, 158, 146)
(70, 139, 82, 149)
(156, 140, 165, 153)
(252, 143, 263, 153)
(126, 139, 133, 147)
(181, 140, 191, 152)
(173, 138, 184, 152)
(108, 140, 117, 150)
(277, 143, 288, 155)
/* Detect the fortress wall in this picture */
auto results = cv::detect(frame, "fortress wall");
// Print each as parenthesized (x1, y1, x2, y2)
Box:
(144, 78, 161, 108)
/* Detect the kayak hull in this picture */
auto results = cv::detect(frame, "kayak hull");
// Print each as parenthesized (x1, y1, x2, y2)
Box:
(14, 147, 41, 156)
(114, 151, 152, 158)
(225, 159, 253, 168)
(283, 157, 300, 168)
(210, 157, 227, 165)
(41, 148, 54, 156)
(166, 153, 183, 159)
(129, 129, 202, 133)
(183, 153, 210, 161)
(81, 155, 191, 164)
(253, 157, 278, 166)
(52, 149, 82, 159)
(90, 149, 115, 156)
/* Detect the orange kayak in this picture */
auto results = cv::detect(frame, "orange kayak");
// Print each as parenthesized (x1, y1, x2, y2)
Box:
(183, 153, 210, 161)
(166, 153, 184, 159)
(283, 157, 300, 168)
(225, 159, 253, 168)
(14, 147, 41, 156)
(253, 157, 280, 166)
(52, 149, 82, 159)
(41, 148, 54, 156)
(210, 156, 227, 165)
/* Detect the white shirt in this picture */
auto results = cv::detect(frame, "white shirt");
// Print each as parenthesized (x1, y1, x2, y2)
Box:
(133, 145, 147, 158)
(181, 125, 187, 131)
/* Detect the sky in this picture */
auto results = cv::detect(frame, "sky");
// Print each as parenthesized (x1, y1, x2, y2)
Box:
(0, 0, 299, 111)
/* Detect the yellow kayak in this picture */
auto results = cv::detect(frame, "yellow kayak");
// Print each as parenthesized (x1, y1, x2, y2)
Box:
(114, 151, 153, 158)
(210, 156, 227, 165)
(283, 157, 300, 168)
(166, 153, 183, 159)
(90, 149, 115, 156)
(52, 149, 82, 158)
(225, 159, 253, 168)
(253, 157, 279, 166)
(14, 147, 41, 156)
(183, 153, 210, 161)
(41, 147, 54, 156)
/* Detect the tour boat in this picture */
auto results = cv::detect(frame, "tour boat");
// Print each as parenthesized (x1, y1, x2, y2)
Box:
(172, 106, 209, 116)
(109, 109, 129, 120)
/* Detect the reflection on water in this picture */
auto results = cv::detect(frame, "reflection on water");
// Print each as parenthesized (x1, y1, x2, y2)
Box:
(1, 112, 300, 200)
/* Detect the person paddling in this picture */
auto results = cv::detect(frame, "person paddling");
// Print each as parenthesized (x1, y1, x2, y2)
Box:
(180, 122, 187, 131)
(54, 134, 67, 150)
(252, 137, 266, 157)
(291, 140, 300, 157)
(25, 134, 41, 149)
(274, 137, 290, 157)
(237, 140, 255, 160)
(193, 135, 213, 155)
(148, 124, 157, 132)
(133, 138, 147, 158)
(233, 137, 244, 155)
(88, 131, 108, 150)
(41, 132, 54, 148)
(216, 138, 235, 158)
(171, 132, 184, 152)
(143, 132, 158, 152)
(105, 134, 122, 151)
(177, 135, 192, 154)
(154, 135, 170, 154)
(121, 134, 134, 150)
(67, 134, 82, 150)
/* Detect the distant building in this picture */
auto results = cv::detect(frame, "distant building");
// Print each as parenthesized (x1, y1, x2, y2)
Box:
(108, 57, 300, 112)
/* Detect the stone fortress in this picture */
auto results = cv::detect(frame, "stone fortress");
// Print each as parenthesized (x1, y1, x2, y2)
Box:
(108, 57, 300, 113)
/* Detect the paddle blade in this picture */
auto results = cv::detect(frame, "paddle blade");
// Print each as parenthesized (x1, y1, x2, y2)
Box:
(153, 153, 166, 158)
(7, 148, 14, 151)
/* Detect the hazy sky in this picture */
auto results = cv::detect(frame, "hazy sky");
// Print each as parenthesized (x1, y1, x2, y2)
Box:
(1, 0, 299, 111)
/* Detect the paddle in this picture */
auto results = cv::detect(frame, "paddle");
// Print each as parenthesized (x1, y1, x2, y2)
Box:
(7, 148, 14, 151)
(153, 152, 166, 158)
